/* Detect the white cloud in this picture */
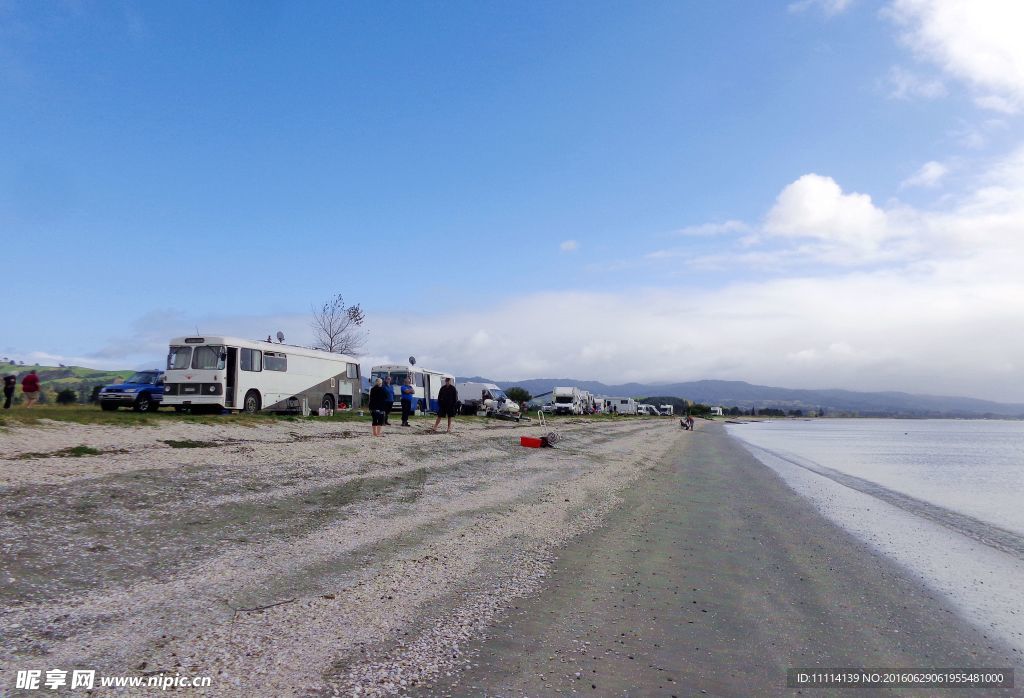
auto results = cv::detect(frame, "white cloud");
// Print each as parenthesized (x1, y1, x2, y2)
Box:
(671, 220, 750, 237)
(789, 0, 854, 16)
(887, 0, 1024, 112)
(886, 65, 947, 100)
(559, 240, 579, 252)
(900, 160, 949, 188)
(763, 174, 892, 260)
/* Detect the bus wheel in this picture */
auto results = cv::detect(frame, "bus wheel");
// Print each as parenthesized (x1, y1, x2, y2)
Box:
(243, 390, 261, 414)
(321, 394, 335, 411)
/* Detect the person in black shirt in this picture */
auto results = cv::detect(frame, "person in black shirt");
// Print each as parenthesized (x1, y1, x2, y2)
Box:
(368, 378, 389, 437)
(3, 374, 15, 409)
(431, 378, 458, 433)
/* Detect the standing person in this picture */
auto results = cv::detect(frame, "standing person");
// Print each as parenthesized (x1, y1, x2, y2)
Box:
(21, 370, 40, 408)
(382, 376, 395, 426)
(400, 377, 416, 427)
(431, 377, 458, 433)
(368, 378, 388, 437)
(3, 373, 16, 409)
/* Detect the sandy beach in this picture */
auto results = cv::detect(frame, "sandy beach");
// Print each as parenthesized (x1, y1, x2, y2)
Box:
(1, 415, 679, 695)
(2, 416, 1020, 696)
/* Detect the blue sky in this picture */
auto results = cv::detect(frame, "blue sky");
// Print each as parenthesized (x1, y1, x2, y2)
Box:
(3, 0, 1024, 402)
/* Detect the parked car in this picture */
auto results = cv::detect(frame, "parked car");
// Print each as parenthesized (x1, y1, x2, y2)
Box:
(98, 370, 165, 412)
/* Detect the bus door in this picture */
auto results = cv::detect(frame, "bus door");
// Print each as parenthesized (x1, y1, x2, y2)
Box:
(423, 373, 433, 413)
(225, 347, 238, 408)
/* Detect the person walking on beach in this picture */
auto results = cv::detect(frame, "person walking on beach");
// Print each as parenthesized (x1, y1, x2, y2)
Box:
(21, 370, 40, 408)
(431, 378, 458, 433)
(400, 377, 416, 427)
(3, 373, 16, 409)
(368, 378, 388, 437)
(382, 376, 395, 426)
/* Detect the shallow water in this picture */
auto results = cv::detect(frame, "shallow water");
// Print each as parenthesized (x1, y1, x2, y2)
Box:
(727, 418, 1024, 653)
(727, 418, 1024, 536)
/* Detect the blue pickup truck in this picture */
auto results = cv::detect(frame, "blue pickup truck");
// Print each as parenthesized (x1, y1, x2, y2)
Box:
(98, 370, 165, 412)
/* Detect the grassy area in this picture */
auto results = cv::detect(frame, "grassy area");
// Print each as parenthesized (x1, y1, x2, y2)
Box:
(0, 405, 376, 428)
(162, 439, 221, 448)
(16, 445, 107, 459)
(0, 404, 686, 429)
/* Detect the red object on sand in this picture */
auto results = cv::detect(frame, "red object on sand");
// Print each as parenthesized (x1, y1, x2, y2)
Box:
(520, 436, 544, 448)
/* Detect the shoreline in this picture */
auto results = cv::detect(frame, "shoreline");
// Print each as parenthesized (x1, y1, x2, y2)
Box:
(426, 422, 1021, 696)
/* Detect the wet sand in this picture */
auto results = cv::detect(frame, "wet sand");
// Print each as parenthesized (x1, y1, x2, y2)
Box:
(429, 422, 1020, 697)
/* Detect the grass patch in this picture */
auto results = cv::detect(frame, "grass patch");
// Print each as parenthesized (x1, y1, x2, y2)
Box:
(17, 445, 105, 460)
(162, 439, 220, 449)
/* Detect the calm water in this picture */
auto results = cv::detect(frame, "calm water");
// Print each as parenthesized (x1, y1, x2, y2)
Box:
(726, 418, 1024, 537)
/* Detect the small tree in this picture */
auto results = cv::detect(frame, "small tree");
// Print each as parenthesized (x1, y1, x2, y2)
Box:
(56, 388, 78, 405)
(311, 293, 366, 355)
(505, 387, 532, 404)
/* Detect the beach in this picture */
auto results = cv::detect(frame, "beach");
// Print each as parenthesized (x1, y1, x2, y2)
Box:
(431, 422, 1021, 696)
(1, 415, 676, 695)
(2, 417, 1020, 696)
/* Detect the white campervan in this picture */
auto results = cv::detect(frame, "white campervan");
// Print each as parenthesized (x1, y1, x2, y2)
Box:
(456, 381, 521, 416)
(604, 397, 637, 415)
(164, 336, 361, 413)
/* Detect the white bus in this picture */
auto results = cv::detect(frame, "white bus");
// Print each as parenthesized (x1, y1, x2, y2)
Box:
(369, 364, 454, 414)
(163, 336, 362, 413)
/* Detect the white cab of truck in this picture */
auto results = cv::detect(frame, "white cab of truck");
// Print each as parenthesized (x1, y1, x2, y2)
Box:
(552, 386, 582, 415)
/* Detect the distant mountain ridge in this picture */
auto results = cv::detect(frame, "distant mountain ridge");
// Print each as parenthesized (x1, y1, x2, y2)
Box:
(456, 376, 1024, 418)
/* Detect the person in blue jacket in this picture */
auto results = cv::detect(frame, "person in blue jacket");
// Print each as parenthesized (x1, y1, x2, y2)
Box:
(382, 375, 396, 425)
(400, 376, 416, 427)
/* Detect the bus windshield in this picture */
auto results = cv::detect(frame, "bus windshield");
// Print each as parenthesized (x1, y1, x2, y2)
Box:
(191, 345, 226, 370)
(167, 346, 191, 370)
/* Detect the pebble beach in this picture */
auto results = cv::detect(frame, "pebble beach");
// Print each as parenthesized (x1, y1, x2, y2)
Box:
(1, 415, 681, 695)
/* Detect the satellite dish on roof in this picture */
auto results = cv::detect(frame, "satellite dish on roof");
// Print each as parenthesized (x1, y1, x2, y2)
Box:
(276, 331, 285, 343)
(409, 356, 416, 365)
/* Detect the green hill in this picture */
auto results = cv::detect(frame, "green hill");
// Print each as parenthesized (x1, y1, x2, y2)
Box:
(1, 361, 133, 404)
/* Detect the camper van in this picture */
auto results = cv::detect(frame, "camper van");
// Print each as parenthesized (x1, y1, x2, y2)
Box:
(456, 381, 521, 417)
(659, 404, 675, 416)
(552, 386, 583, 415)
(163, 336, 361, 413)
(579, 390, 596, 414)
(603, 396, 638, 415)
(370, 364, 454, 414)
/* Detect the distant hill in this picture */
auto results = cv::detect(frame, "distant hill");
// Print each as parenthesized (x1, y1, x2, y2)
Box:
(1, 362, 133, 403)
(457, 376, 1024, 418)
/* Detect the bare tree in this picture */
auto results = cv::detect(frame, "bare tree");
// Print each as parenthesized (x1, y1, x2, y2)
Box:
(311, 293, 366, 355)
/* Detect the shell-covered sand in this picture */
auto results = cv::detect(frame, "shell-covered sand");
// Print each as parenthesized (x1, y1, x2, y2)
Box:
(0, 416, 685, 695)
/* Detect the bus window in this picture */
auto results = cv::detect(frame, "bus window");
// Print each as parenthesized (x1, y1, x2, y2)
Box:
(241, 348, 262, 372)
(415, 372, 424, 387)
(346, 363, 359, 379)
(192, 345, 226, 370)
(168, 346, 191, 370)
(264, 353, 287, 372)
